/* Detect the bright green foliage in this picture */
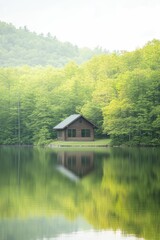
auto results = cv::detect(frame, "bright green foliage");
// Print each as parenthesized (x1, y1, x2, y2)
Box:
(0, 39, 160, 145)
(103, 68, 160, 145)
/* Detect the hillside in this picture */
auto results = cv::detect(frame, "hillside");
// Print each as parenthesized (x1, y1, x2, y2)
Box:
(0, 21, 104, 67)
(0, 39, 160, 145)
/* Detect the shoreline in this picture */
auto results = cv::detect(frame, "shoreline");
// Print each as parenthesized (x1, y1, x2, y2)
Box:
(47, 143, 110, 148)
(0, 139, 159, 148)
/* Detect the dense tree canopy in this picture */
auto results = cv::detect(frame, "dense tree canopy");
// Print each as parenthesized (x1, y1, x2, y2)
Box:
(0, 38, 160, 145)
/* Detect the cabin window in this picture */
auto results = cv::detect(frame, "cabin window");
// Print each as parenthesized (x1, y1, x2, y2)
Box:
(81, 129, 91, 137)
(68, 129, 76, 137)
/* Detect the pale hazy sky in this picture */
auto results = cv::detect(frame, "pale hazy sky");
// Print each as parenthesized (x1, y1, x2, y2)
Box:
(1, 0, 160, 51)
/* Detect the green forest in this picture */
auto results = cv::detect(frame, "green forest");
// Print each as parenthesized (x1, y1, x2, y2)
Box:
(0, 21, 104, 67)
(0, 21, 160, 145)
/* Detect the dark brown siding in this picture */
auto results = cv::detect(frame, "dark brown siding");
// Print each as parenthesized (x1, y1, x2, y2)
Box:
(56, 130, 66, 141)
(66, 117, 94, 141)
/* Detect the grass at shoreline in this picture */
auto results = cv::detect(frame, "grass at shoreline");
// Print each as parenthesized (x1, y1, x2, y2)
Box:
(49, 139, 111, 147)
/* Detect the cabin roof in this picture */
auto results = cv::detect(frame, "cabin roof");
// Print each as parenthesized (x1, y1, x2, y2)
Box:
(53, 114, 97, 130)
(53, 114, 81, 130)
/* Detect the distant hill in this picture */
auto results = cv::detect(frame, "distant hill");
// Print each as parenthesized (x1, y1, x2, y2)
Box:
(0, 21, 105, 67)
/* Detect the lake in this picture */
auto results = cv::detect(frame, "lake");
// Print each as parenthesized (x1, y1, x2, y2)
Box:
(0, 146, 159, 240)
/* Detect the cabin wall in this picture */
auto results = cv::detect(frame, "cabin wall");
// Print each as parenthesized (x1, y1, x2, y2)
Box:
(56, 130, 66, 141)
(65, 117, 94, 141)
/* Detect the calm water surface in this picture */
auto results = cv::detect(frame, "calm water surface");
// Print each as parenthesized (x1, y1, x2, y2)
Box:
(0, 146, 159, 240)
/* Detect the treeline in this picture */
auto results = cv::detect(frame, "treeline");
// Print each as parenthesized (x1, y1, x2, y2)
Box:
(0, 39, 160, 145)
(0, 21, 104, 67)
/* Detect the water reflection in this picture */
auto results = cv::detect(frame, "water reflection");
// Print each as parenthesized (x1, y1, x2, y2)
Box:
(0, 146, 160, 240)
(0, 217, 144, 240)
(51, 230, 145, 240)
(56, 151, 94, 181)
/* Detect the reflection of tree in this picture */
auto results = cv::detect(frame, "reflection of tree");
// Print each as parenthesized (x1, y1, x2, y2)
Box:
(100, 148, 160, 240)
(0, 147, 80, 219)
(0, 147, 159, 240)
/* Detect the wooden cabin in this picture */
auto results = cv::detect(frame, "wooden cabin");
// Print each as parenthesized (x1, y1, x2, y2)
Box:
(53, 114, 97, 141)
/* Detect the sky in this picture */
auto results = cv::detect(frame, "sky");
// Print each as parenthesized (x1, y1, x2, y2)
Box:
(1, 0, 160, 51)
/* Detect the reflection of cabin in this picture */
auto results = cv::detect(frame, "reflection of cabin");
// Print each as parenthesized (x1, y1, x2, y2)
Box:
(57, 151, 94, 178)
(53, 114, 97, 141)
